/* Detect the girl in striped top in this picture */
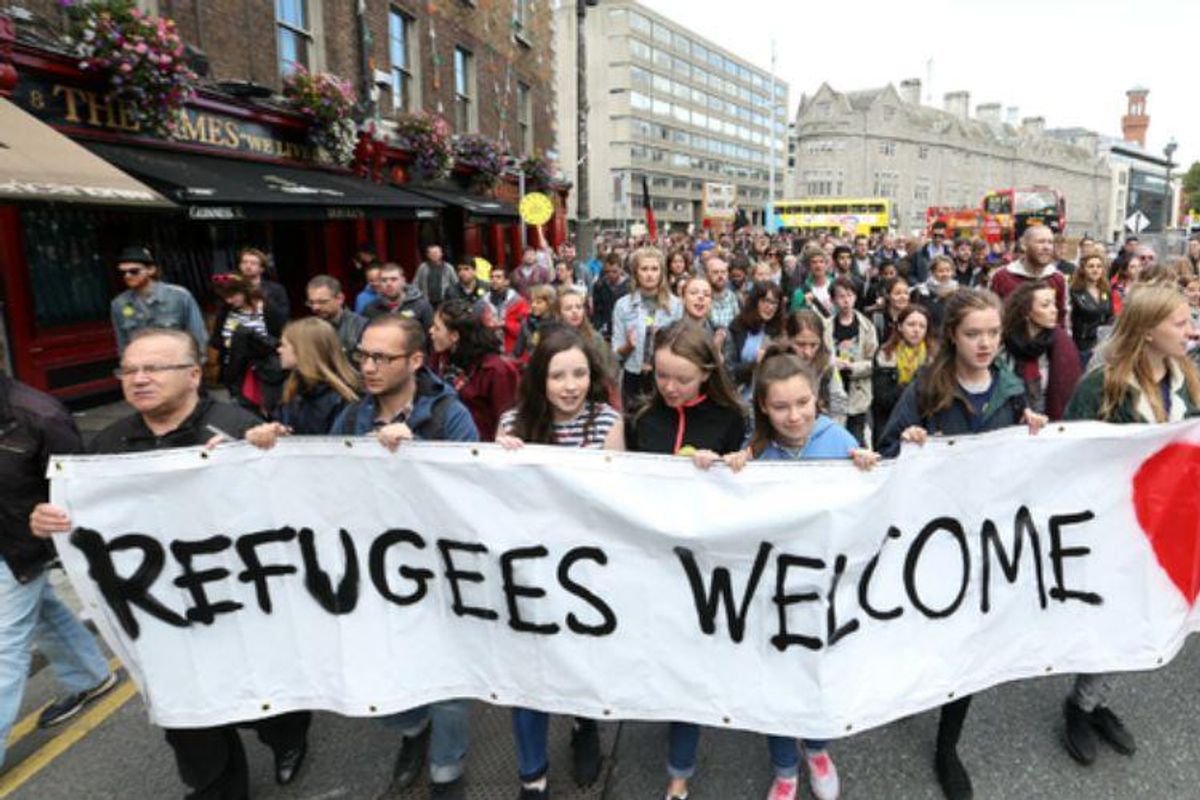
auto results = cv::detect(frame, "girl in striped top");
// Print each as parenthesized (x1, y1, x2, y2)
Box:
(495, 325, 622, 798)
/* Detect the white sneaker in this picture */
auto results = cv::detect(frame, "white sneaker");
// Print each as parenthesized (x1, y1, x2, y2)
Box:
(806, 750, 840, 800)
(766, 776, 798, 800)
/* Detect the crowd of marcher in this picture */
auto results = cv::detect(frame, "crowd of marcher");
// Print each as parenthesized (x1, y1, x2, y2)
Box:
(5, 224, 1200, 800)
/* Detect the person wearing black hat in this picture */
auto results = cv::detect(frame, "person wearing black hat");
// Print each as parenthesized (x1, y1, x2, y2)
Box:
(109, 245, 208, 359)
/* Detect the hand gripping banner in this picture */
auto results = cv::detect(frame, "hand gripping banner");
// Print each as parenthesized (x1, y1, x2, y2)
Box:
(49, 420, 1200, 735)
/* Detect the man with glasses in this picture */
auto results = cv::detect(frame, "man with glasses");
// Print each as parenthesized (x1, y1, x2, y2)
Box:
(29, 328, 312, 795)
(912, 222, 951, 284)
(0, 373, 117, 770)
(331, 315, 477, 799)
(108, 245, 207, 358)
(306, 275, 366, 360)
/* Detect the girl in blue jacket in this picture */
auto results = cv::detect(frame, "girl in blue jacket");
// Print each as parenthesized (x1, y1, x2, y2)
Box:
(744, 347, 878, 800)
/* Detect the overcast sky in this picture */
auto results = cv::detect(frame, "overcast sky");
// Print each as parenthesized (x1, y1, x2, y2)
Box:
(640, 0, 1196, 170)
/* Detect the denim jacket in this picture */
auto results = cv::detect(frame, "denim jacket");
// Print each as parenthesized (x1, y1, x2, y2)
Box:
(110, 281, 208, 359)
(610, 292, 683, 375)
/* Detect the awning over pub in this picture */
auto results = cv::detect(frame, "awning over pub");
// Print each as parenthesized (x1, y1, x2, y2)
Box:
(0, 98, 172, 208)
(406, 183, 519, 220)
(87, 143, 443, 221)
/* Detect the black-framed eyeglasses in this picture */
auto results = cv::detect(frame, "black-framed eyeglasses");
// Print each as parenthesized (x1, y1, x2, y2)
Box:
(352, 349, 410, 366)
(113, 363, 196, 379)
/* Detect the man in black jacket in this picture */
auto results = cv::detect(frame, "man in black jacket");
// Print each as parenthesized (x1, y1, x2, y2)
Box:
(30, 328, 310, 797)
(237, 247, 291, 321)
(0, 376, 117, 767)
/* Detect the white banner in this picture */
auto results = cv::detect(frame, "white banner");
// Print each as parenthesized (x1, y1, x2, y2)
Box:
(50, 421, 1200, 736)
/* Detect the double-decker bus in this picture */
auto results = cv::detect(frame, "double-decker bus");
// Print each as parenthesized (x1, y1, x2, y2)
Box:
(925, 206, 985, 239)
(774, 198, 892, 237)
(981, 187, 1066, 243)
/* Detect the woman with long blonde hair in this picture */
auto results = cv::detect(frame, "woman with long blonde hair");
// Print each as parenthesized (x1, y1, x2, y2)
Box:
(611, 246, 683, 407)
(1058, 284, 1200, 767)
(245, 317, 360, 444)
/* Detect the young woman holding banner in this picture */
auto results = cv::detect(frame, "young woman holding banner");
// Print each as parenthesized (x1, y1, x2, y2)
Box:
(875, 288, 1047, 800)
(1058, 284, 1200, 767)
(623, 320, 746, 800)
(495, 326, 621, 799)
(743, 346, 881, 800)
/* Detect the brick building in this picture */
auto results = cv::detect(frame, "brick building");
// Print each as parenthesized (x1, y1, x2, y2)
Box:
(0, 0, 565, 397)
(6, 0, 557, 155)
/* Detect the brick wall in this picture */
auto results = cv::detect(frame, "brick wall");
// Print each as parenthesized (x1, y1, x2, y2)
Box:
(6, 0, 557, 154)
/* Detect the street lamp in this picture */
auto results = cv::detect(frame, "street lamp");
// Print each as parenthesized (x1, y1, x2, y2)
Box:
(1164, 137, 1178, 232)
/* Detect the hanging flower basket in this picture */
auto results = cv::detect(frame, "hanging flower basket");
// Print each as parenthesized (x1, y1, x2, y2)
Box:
(453, 133, 504, 192)
(520, 153, 554, 190)
(281, 66, 358, 166)
(62, 0, 196, 137)
(394, 112, 453, 182)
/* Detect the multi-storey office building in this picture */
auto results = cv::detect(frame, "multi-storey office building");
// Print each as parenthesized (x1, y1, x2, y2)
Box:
(555, 0, 788, 231)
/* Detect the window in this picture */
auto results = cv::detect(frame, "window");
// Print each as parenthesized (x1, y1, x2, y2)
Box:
(918, 145, 929, 160)
(630, 66, 651, 88)
(652, 21, 672, 45)
(672, 32, 690, 53)
(879, 141, 896, 156)
(652, 97, 670, 116)
(630, 91, 651, 111)
(873, 171, 899, 199)
(517, 82, 532, 155)
(814, 101, 831, 118)
(652, 73, 671, 94)
(629, 39, 651, 61)
(913, 179, 932, 204)
(512, 0, 532, 43)
(388, 9, 414, 113)
(629, 11, 651, 34)
(453, 46, 475, 131)
(276, 0, 312, 77)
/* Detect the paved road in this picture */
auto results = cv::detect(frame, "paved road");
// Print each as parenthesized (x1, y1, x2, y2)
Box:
(5, 593, 1200, 800)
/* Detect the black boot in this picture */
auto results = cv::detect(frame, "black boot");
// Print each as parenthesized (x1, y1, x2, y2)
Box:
(571, 718, 602, 787)
(388, 724, 431, 792)
(935, 696, 974, 800)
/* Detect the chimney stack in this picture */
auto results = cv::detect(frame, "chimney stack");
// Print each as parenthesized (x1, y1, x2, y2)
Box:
(1005, 106, 1019, 126)
(976, 103, 1001, 124)
(1021, 116, 1045, 137)
(943, 91, 970, 120)
(1121, 87, 1150, 148)
(899, 78, 921, 106)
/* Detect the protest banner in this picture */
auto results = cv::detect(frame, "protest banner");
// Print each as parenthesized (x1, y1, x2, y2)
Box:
(49, 420, 1200, 736)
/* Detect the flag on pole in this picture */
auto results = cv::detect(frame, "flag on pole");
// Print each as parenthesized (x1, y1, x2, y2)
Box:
(641, 175, 658, 240)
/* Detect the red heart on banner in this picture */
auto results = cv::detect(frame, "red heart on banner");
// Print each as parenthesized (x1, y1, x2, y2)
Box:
(1132, 443, 1200, 604)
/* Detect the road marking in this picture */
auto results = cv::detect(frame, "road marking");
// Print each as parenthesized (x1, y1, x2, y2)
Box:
(0, 668, 134, 799)
(4, 657, 121, 751)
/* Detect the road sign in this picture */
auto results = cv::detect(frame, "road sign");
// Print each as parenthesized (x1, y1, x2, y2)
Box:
(1125, 210, 1151, 234)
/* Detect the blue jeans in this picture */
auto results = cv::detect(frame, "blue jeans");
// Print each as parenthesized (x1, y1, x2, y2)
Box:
(383, 700, 470, 783)
(512, 708, 596, 782)
(766, 735, 829, 779)
(0, 562, 110, 767)
(668, 721, 828, 780)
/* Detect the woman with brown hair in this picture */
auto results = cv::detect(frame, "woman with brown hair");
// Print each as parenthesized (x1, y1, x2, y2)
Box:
(495, 326, 620, 799)
(1001, 279, 1082, 421)
(1058, 284, 1200, 767)
(724, 281, 785, 395)
(783, 309, 848, 424)
(245, 317, 359, 443)
(870, 304, 934, 447)
(876, 288, 1046, 800)
(1069, 248, 1114, 368)
(429, 299, 520, 442)
(624, 320, 746, 800)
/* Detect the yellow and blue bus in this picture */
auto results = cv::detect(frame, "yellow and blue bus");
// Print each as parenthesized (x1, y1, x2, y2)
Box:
(774, 198, 892, 237)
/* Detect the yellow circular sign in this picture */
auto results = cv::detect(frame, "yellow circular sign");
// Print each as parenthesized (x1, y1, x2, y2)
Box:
(519, 192, 554, 226)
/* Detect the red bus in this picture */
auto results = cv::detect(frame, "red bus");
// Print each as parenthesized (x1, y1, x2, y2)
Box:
(980, 187, 1065, 243)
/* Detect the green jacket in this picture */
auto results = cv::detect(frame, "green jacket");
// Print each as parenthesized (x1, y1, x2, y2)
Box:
(1064, 362, 1200, 423)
